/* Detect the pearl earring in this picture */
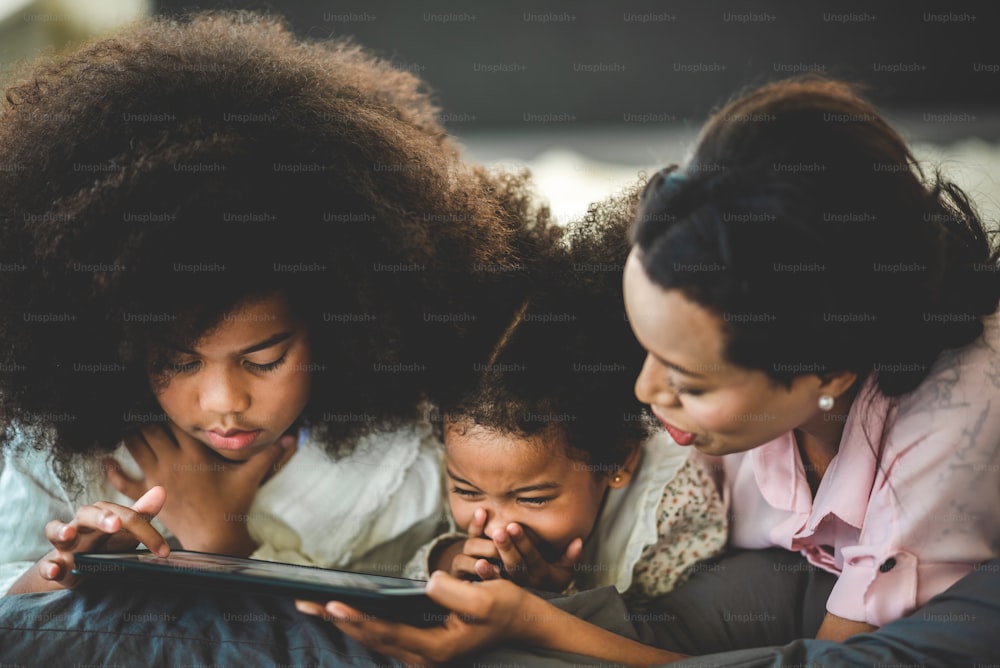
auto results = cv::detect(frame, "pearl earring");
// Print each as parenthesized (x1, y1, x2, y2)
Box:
(613, 474, 623, 484)
(818, 394, 835, 411)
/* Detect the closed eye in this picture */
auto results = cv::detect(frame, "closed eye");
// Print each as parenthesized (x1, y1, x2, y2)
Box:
(519, 497, 555, 506)
(245, 351, 289, 373)
(172, 360, 201, 374)
(451, 486, 482, 499)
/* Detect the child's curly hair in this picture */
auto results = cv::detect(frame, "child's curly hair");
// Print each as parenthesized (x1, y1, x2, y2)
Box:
(432, 186, 655, 469)
(0, 11, 548, 480)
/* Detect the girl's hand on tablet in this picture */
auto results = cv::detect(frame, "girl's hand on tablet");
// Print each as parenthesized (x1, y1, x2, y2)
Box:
(8, 486, 168, 594)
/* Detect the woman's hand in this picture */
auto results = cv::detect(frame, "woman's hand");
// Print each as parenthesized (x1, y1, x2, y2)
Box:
(7, 486, 169, 594)
(296, 571, 546, 666)
(297, 571, 683, 667)
(104, 422, 294, 556)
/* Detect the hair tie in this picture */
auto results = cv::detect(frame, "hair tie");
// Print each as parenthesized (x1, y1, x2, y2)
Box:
(653, 166, 687, 196)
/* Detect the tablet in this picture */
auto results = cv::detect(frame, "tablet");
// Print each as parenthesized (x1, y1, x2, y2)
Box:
(72, 550, 449, 627)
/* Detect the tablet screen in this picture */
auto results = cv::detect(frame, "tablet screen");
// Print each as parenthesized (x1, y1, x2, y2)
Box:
(76, 551, 426, 593)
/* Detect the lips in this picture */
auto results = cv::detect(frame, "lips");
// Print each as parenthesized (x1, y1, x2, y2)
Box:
(651, 410, 697, 446)
(204, 428, 262, 450)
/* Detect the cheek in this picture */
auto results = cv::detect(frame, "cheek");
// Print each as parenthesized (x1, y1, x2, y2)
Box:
(682, 396, 743, 433)
(272, 368, 312, 415)
(152, 379, 187, 419)
(527, 500, 600, 548)
(448, 496, 473, 527)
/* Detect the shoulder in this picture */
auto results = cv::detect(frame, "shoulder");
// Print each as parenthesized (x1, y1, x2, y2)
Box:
(883, 311, 1000, 458)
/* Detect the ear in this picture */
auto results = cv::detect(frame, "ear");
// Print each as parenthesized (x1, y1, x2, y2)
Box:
(608, 442, 643, 489)
(817, 370, 859, 400)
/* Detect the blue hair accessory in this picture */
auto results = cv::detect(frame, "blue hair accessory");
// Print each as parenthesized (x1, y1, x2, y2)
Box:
(657, 166, 686, 189)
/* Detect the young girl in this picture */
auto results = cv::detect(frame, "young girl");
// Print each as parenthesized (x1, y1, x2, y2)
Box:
(306, 78, 1000, 667)
(0, 12, 538, 595)
(402, 198, 728, 600)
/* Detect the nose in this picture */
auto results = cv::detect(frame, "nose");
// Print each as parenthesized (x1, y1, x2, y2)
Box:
(635, 353, 680, 408)
(482, 506, 514, 541)
(198, 365, 251, 416)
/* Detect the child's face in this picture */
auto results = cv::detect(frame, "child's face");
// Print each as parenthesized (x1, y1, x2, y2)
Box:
(444, 420, 611, 561)
(150, 292, 312, 462)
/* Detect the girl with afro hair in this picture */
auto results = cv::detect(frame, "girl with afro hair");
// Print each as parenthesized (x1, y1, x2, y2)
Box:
(0, 11, 551, 595)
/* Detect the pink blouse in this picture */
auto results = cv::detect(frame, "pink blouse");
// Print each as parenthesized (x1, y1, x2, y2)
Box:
(712, 314, 1000, 626)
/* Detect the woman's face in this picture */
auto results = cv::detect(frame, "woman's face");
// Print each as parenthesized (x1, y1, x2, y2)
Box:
(623, 250, 827, 457)
(151, 292, 312, 462)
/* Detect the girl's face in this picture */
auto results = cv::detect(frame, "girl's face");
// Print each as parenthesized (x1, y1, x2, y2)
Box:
(444, 420, 622, 561)
(623, 250, 829, 457)
(151, 292, 312, 462)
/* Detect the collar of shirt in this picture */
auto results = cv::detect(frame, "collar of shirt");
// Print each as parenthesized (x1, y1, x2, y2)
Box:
(749, 375, 890, 539)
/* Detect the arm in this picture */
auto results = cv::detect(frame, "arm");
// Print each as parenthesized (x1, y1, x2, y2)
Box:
(0, 447, 77, 595)
(815, 612, 877, 642)
(298, 571, 688, 667)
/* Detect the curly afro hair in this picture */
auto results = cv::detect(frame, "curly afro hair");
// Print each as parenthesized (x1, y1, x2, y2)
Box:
(0, 11, 550, 481)
(432, 185, 655, 469)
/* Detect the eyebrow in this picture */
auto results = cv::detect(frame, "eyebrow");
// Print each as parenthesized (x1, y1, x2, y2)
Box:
(651, 352, 706, 378)
(173, 331, 294, 356)
(446, 469, 561, 496)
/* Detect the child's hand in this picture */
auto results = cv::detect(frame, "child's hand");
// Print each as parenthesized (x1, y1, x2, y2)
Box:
(492, 523, 582, 592)
(28, 486, 169, 592)
(104, 422, 295, 556)
(447, 508, 504, 581)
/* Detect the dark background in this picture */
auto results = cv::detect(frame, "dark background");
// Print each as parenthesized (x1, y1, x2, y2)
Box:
(155, 0, 999, 142)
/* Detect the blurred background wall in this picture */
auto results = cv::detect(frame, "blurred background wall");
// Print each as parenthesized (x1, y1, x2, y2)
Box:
(2, 0, 997, 222)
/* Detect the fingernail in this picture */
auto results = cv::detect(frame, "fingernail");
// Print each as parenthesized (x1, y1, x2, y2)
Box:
(294, 600, 317, 615)
(325, 602, 348, 620)
(507, 523, 521, 537)
(100, 515, 117, 531)
(58, 525, 71, 540)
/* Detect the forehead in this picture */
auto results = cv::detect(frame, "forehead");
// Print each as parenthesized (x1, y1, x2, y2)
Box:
(191, 292, 297, 352)
(444, 422, 571, 477)
(623, 251, 729, 377)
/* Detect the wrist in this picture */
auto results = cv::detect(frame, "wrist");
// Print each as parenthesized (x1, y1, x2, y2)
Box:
(514, 590, 562, 647)
(429, 538, 464, 573)
(7, 559, 60, 595)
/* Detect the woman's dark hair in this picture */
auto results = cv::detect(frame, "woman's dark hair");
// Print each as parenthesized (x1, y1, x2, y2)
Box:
(433, 189, 655, 469)
(632, 78, 999, 397)
(0, 12, 544, 479)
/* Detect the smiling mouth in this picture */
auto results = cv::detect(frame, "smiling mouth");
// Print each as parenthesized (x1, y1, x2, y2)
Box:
(650, 409, 698, 446)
